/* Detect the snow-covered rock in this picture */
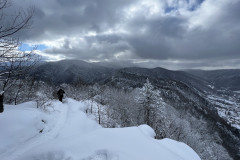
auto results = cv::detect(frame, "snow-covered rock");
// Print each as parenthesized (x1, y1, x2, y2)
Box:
(0, 98, 200, 160)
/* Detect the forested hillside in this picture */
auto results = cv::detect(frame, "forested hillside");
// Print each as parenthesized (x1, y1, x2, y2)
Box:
(2, 60, 239, 160)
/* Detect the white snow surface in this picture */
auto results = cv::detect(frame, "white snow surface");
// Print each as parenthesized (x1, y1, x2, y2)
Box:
(0, 98, 200, 160)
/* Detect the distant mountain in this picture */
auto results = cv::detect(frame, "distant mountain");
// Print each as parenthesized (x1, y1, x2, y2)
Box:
(31, 60, 114, 85)
(185, 69, 240, 91)
(93, 61, 137, 69)
(30, 60, 240, 159)
(32, 60, 213, 93)
(115, 67, 213, 93)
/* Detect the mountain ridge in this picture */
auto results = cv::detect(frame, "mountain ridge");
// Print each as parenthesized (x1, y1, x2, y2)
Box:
(23, 60, 240, 159)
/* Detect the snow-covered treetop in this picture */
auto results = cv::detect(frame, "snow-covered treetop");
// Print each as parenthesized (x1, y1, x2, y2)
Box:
(136, 78, 161, 106)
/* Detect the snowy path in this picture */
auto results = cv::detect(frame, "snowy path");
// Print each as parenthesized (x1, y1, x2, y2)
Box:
(1, 102, 69, 160)
(0, 99, 200, 160)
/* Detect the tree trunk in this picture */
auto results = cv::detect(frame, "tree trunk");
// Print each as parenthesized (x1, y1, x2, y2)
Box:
(98, 104, 101, 124)
(90, 100, 93, 114)
(146, 107, 150, 126)
(144, 105, 150, 126)
(0, 93, 4, 113)
(15, 87, 21, 105)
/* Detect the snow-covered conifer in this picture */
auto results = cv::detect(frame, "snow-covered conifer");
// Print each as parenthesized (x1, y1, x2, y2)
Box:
(136, 79, 161, 126)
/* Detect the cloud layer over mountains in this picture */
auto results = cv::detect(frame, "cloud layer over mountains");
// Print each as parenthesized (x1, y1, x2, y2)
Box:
(13, 0, 240, 69)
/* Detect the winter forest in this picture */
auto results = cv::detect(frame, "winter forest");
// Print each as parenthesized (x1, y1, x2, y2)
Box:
(1, 0, 240, 160)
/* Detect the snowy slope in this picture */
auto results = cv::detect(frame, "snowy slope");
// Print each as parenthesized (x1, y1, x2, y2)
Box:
(0, 99, 200, 160)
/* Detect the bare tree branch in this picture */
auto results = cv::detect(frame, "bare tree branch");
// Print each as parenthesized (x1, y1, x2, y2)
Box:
(0, 0, 36, 112)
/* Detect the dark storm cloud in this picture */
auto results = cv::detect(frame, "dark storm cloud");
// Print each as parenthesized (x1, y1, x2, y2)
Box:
(126, 16, 187, 59)
(122, 0, 240, 61)
(17, 0, 138, 41)
(10, 0, 240, 69)
(176, 27, 240, 60)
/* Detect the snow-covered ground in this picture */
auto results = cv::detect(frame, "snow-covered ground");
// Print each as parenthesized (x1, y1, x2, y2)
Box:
(0, 98, 200, 160)
(207, 95, 240, 129)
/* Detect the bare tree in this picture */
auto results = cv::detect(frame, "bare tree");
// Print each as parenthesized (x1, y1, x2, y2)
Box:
(0, 0, 35, 113)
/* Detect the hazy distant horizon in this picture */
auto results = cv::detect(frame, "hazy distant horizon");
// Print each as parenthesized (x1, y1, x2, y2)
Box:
(12, 0, 240, 70)
(38, 58, 240, 71)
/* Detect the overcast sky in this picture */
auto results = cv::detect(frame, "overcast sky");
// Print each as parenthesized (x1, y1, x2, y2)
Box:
(13, 0, 240, 70)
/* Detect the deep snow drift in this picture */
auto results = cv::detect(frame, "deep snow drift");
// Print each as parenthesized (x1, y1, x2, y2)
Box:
(0, 98, 200, 160)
